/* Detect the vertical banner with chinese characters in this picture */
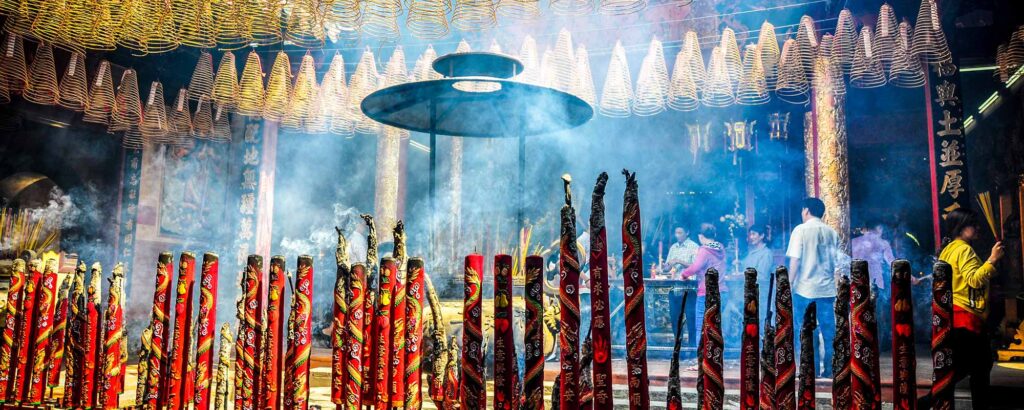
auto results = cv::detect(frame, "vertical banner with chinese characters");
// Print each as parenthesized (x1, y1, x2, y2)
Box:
(115, 148, 143, 278)
(234, 120, 270, 270)
(927, 61, 970, 246)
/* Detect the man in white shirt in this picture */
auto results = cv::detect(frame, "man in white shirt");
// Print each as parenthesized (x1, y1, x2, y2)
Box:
(787, 197, 840, 378)
(666, 226, 698, 352)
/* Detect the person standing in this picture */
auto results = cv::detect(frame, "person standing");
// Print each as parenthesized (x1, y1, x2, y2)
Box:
(741, 225, 775, 319)
(852, 219, 896, 350)
(786, 198, 840, 378)
(666, 226, 700, 349)
(680, 223, 728, 355)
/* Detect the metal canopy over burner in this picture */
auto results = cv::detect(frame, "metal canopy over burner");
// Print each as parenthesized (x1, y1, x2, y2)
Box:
(431, 52, 525, 79)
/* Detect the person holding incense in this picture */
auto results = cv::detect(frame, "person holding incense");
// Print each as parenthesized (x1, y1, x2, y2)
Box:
(919, 208, 1004, 409)
(679, 222, 727, 358)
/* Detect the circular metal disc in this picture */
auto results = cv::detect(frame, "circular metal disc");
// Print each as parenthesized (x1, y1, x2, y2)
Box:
(431, 52, 525, 79)
(361, 78, 594, 138)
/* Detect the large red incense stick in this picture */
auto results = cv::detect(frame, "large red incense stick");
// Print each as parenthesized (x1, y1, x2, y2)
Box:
(63, 262, 87, 407)
(740, 268, 759, 410)
(621, 170, 650, 409)
(101, 264, 127, 408)
(81, 263, 103, 409)
(494, 254, 516, 410)
(405, 258, 426, 410)
(0, 259, 26, 403)
(666, 291, 688, 410)
(234, 293, 247, 410)
(194, 253, 219, 410)
(284, 255, 314, 409)
(696, 268, 724, 410)
(373, 257, 397, 409)
(332, 231, 350, 407)
(891, 260, 917, 410)
(46, 274, 71, 396)
(360, 214, 378, 405)
(523, 255, 545, 410)
(265, 255, 287, 410)
(930, 262, 954, 410)
(147, 252, 173, 408)
(246, 255, 266, 408)
(462, 254, 485, 409)
(850, 260, 878, 410)
(391, 256, 408, 408)
(11, 259, 41, 403)
(760, 323, 776, 410)
(344, 263, 367, 410)
(443, 336, 461, 410)
(559, 175, 581, 410)
(774, 266, 796, 410)
(589, 172, 613, 408)
(832, 276, 852, 410)
(797, 302, 817, 410)
(166, 252, 196, 409)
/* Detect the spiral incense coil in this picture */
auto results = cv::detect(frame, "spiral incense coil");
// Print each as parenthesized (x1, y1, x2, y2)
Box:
(110, 69, 142, 133)
(598, 41, 632, 117)
(1005, 27, 1024, 74)
(322, 53, 353, 137)
(757, 22, 780, 90)
(122, 126, 145, 148)
(349, 49, 379, 134)
(720, 28, 742, 85)
(211, 103, 231, 141)
(818, 33, 834, 59)
(189, 51, 215, 101)
(488, 39, 503, 54)
(175, 0, 217, 48)
(736, 44, 769, 105)
(813, 55, 845, 98)
(452, 0, 496, 31)
(170, 88, 193, 144)
(538, 47, 556, 87)
(573, 45, 596, 108)
(851, 27, 887, 88)
(68, 0, 120, 51)
(123, 0, 180, 53)
(775, 39, 808, 104)
(911, 0, 951, 63)
(262, 51, 292, 122)
(140, 81, 171, 144)
(667, 48, 698, 111)
(0, 32, 27, 94)
(701, 47, 734, 108)
(682, 31, 706, 89)
(24, 41, 60, 105)
(327, 0, 362, 34)
(516, 36, 539, 84)
(29, 0, 71, 47)
(833, 9, 857, 74)
(286, 0, 327, 48)
(56, 51, 88, 111)
(549, 29, 576, 93)
(997, 44, 1009, 82)
(597, 0, 644, 16)
(247, 0, 283, 46)
(416, 45, 441, 81)
(282, 53, 319, 131)
(826, 54, 846, 96)
(889, 22, 925, 88)
(550, 0, 592, 16)
(210, 51, 238, 111)
(361, 0, 402, 39)
(2, 6, 35, 37)
(630, 41, 663, 116)
(795, 15, 818, 77)
(192, 96, 213, 138)
(212, 0, 250, 48)
(236, 51, 265, 116)
(407, 0, 450, 38)
(83, 60, 115, 124)
(381, 48, 410, 138)
(873, 3, 898, 68)
(648, 37, 669, 99)
(496, 0, 539, 21)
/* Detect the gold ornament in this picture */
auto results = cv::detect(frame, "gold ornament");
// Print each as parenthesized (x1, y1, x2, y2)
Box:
(211, 102, 231, 141)
(285, 0, 327, 48)
(720, 28, 742, 85)
(212, 0, 250, 48)
(322, 53, 353, 137)
(795, 15, 818, 77)
(111, 70, 144, 148)
(496, 0, 538, 20)
(682, 31, 706, 90)
(247, 0, 283, 45)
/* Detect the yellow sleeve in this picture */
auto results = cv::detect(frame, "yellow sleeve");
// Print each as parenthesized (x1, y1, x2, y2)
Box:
(956, 245, 997, 289)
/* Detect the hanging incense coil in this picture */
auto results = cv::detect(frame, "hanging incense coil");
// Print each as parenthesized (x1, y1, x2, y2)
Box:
(816, 34, 846, 96)
(795, 15, 818, 77)
(285, 0, 327, 48)
(833, 8, 857, 74)
(550, 0, 592, 16)
(212, 0, 250, 48)
(29, 0, 71, 47)
(380, 47, 409, 138)
(211, 51, 239, 111)
(813, 55, 845, 98)
(175, 0, 217, 48)
(416, 45, 441, 81)
(758, 22, 781, 90)
(120, 0, 180, 53)
(720, 28, 743, 85)
(851, 27, 887, 88)
(682, 31, 706, 90)
(598, 41, 632, 117)
(193, 96, 213, 138)
(911, 0, 951, 63)
(283, 54, 320, 131)
(362, 0, 403, 39)
(236, 51, 265, 117)
(140, 81, 171, 144)
(1005, 27, 1024, 74)
(539, 47, 556, 87)
(548, 29, 576, 92)
(247, 0, 283, 45)
(24, 42, 60, 106)
(736, 44, 769, 105)
(0, 32, 28, 94)
(452, 0, 496, 30)
(321, 53, 353, 137)
(189, 51, 215, 101)
(327, 0, 362, 35)
(997, 44, 1009, 83)
(68, 0, 119, 51)
(496, 0, 539, 20)
(775, 39, 808, 104)
(667, 48, 698, 111)
(58, 51, 88, 111)
(573, 45, 596, 108)
(488, 39, 503, 54)
(211, 103, 231, 142)
(873, 3, 899, 68)
(890, 22, 925, 88)
(597, 0, 644, 16)
(633, 39, 667, 115)
(262, 51, 292, 122)
(83, 60, 115, 124)
(170, 88, 193, 144)
(110, 69, 142, 133)
(350, 49, 379, 134)
(408, 0, 450, 38)
(516, 36, 540, 84)
(818, 33, 834, 60)
(701, 47, 734, 108)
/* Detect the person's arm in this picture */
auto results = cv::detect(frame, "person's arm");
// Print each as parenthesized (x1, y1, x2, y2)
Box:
(957, 243, 1000, 289)
(786, 228, 802, 280)
(883, 241, 896, 265)
(681, 249, 707, 279)
(788, 257, 800, 281)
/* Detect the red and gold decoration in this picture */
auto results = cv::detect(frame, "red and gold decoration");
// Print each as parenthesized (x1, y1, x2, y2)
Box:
(523, 254, 545, 410)
(0, 259, 26, 403)
(833, 276, 853, 409)
(461, 254, 485, 409)
(194, 253, 220, 409)
(891, 260, 917, 410)
(360, 214, 378, 405)
(81, 263, 103, 409)
(265, 255, 287, 409)
(589, 172, 613, 408)
(390, 224, 408, 409)
(332, 231, 351, 407)
(46, 274, 72, 396)
(242, 255, 265, 408)
(621, 169, 650, 409)
(493, 254, 516, 410)
(99, 263, 127, 408)
(284, 255, 314, 409)
(774, 266, 796, 410)
(11, 258, 42, 404)
(404, 258, 426, 410)
(167, 252, 196, 409)
(740, 268, 759, 410)
(558, 174, 581, 410)
(146, 252, 173, 408)
(371, 257, 397, 409)
(26, 258, 58, 404)
(850, 260, 880, 410)
(797, 302, 817, 410)
(345, 263, 368, 410)
(63, 262, 87, 407)
(696, 268, 724, 410)
(930, 262, 954, 410)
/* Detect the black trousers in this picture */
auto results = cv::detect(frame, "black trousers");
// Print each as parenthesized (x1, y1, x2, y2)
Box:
(669, 289, 697, 356)
(917, 328, 993, 409)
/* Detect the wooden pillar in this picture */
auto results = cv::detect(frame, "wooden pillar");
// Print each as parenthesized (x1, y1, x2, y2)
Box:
(804, 56, 851, 251)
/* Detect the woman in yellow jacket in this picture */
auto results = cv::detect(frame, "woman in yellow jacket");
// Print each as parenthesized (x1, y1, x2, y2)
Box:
(933, 208, 1004, 409)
